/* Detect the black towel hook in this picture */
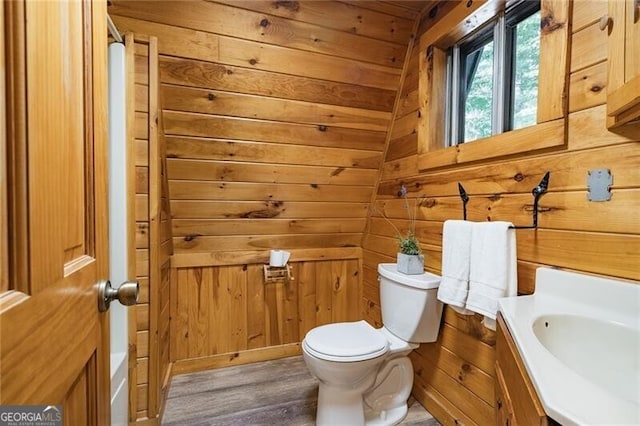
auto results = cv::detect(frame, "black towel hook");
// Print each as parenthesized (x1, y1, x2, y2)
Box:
(457, 171, 550, 229)
(458, 183, 469, 220)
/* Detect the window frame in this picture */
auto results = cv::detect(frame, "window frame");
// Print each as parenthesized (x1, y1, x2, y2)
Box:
(417, 0, 570, 171)
(450, 21, 497, 145)
(447, 18, 498, 146)
(503, 0, 543, 132)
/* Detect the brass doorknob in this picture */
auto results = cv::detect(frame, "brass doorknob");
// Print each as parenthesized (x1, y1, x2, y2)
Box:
(97, 279, 139, 312)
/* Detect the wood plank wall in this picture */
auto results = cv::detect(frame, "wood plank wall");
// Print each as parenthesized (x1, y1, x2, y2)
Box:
(109, 0, 429, 403)
(130, 35, 174, 424)
(108, 1, 430, 261)
(170, 253, 362, 374)
(362, 2, 640, 425)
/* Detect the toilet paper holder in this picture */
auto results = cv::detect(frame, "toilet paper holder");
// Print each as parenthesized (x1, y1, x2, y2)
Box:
(263, 264, 294, 283)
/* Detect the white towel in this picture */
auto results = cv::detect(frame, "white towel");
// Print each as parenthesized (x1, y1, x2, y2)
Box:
(437, 220, 474, 315)
(466, 221, 518, 330)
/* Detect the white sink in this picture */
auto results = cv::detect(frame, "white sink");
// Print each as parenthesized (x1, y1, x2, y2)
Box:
(498, 268, 640, 426)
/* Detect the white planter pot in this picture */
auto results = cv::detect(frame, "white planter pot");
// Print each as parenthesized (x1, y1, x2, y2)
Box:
(396, 253, 424, 275)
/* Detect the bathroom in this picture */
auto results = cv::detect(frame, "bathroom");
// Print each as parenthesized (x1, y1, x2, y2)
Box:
(0, 0, 638, 425)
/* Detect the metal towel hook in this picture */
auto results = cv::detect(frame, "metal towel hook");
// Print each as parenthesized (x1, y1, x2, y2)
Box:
(457, 171, 550, 229)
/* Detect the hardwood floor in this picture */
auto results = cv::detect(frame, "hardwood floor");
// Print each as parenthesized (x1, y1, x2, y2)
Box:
(163, 356, 440, 425)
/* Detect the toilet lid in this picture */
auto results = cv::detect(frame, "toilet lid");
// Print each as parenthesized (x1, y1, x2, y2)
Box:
(303, 321, 388, 362)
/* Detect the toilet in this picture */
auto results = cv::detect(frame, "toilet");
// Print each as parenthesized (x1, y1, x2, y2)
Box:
(302, 263, 443, 426)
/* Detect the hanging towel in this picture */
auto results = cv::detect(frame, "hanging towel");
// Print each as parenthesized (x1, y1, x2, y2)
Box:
(466, 221, 518, 330)
(437, 220, 474, 315)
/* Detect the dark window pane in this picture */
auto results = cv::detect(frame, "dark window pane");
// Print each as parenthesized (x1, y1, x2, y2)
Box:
(512, 11, 540, 129)
(463, 40, 494, 142)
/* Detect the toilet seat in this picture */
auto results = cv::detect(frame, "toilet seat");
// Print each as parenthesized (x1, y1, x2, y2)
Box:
(303, 320, 389, 362)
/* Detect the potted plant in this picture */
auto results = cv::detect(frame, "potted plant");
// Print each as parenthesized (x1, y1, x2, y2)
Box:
(396, 230, 424, 275)
(374, 185, 425, 275)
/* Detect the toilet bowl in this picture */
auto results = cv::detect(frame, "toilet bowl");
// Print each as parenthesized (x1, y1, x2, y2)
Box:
(302, 264, 443, 426)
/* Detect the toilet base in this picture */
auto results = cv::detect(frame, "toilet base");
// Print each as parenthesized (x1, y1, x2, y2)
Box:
(365, 403, 408, 426)
(316, 384, 409, 426)
(316, 384, 365, 426)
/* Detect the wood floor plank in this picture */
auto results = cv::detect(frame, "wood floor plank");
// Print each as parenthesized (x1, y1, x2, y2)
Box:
(163, 356, 440, 425)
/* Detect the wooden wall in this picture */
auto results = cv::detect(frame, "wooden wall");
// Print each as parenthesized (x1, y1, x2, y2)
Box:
(363, 2, 640, 425)
(108, 1, 431, 261)
(108, 2, 429, 412)
(170, 252, 361, 374)
(129, 34, 174, 424)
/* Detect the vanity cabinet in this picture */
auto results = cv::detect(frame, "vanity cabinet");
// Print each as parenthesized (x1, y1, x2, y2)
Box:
(495, 314, 551, 426)
(606, 0, 640, 128)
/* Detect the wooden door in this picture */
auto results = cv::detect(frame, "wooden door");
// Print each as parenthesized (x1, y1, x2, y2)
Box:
(1, 0, 110, 424)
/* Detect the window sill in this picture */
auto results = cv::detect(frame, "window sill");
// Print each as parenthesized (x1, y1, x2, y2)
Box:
(417, 118, 566, 171)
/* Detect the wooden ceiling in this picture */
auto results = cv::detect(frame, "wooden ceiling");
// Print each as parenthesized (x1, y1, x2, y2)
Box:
(357, 1, 437, 18)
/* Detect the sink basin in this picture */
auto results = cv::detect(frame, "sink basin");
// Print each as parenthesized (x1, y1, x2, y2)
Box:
(532, 314, 639, 405)
(498, 268, 640, 426)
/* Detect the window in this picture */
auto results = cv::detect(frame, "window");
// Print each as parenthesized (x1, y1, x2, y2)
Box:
(445, 1, 541, 146)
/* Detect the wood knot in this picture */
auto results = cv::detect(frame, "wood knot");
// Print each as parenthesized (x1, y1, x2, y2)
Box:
(310, 183, 318, 189)
(318, 125, 328, 132)
(208, 93, 216, 100)
(489, 194, 501, 202)
(428, 5, 439, 19)
(514, 172, 524, 182)
(461, 363, 471, 372)
(249, 58, 258, 66)
(466, 0, 473, 7)
(226, 69, 233, 75)
(590, 85, 603, 93)
(260, 18, 270, 28)
(422, 198, 436, 208)
(184, 234, 199, 242)
(274, 1, 299, 12)
(242, 264, 248, 271)
(330, 167, 345, 177)
(541, 15, 564, 34)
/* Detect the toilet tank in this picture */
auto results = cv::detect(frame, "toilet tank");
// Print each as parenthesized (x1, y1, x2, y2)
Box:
(377, 263, 443, 343)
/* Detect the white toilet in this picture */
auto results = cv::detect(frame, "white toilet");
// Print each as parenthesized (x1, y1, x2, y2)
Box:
(302, 263, 443, 426)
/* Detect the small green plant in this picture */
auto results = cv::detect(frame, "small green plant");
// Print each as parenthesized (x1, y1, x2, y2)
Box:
(398, 231, 421, 255)
(372, 185, 423, 255)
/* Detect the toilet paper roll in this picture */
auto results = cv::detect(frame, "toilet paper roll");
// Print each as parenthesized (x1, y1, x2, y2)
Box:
(269, 250, 290, 267)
